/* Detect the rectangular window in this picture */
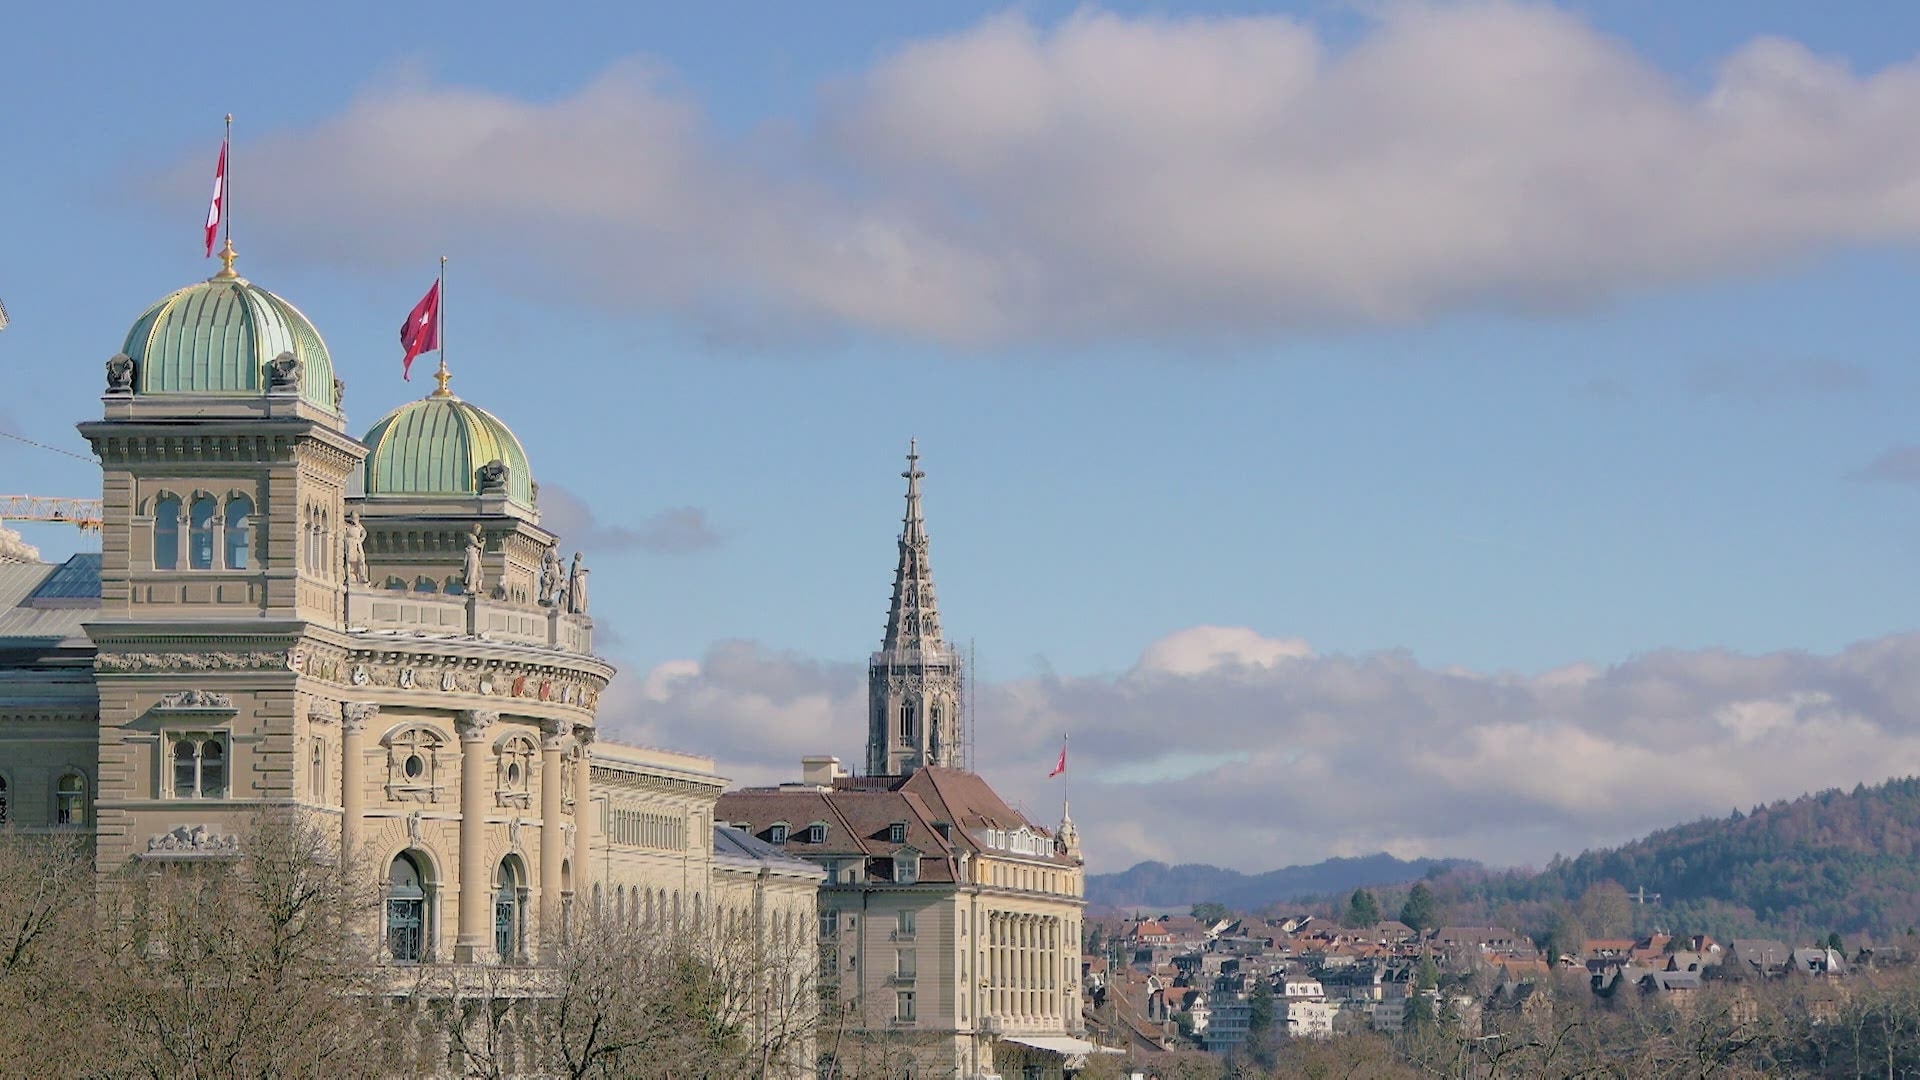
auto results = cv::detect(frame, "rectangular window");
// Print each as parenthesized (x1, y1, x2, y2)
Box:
(897, 908, 916, 935)
(170, 733, 230, 798)
(820, 910, 837, 939)
(887, 822, 907, 844)
(896, 990, 916, 1022)
(897, 949, 916, 978)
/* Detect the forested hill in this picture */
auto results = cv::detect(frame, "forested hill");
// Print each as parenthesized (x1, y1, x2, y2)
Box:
(1086, 854, 1469, 912)
(1431, 775, 1920, 941)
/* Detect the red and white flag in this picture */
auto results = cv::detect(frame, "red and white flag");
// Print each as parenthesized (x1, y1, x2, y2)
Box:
(1048, 739, 1067, 778)
(204, 139, 227, 257)
(399, 281, 441, 379)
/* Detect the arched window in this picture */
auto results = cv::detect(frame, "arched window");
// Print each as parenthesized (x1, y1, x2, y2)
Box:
(224, 494, 253, 569)
(899, 702, 916, 744)
(0, 774, 8, 824)
(495, 858, 524, 961)
(171, 735, 227, 798)
(188, 495, 217, 569)
(384, 726, 444, 801)
(644, 887, 655, 927)
(692, 892, 703, 933)
(495, 735, 535, 809)
(153, 495, 182, 570)
(387, 853, 429, 962)
(55, 771, 86, 826)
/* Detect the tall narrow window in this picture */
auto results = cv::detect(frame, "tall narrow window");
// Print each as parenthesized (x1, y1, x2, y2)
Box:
(899, 703, 916, 744)
(188, 496, 216, 569)
(387, 854, 428, 962)
(0, 775, 9, 825)
(153, 496, 181, 570)
(310, 737, 326, 801)
(495, 859, 522, 961)
(55, 772, 86, 826)
(224, 495, 253, 569)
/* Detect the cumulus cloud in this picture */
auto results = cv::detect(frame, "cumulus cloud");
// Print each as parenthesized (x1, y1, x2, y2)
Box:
(1134, 625, 1312, 675)
(540, 483, 722, 555)
(605, 626, 1920, 873)
(163, 4, 1920, 345)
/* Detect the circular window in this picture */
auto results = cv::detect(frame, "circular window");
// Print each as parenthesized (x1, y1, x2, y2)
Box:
(405, 754, 426, 780)
(506, 762, 521, 785)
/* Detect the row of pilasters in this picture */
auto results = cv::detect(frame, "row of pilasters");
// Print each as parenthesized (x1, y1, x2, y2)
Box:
(336, 704, 589, 962)
(985, 911, 1062, 1024)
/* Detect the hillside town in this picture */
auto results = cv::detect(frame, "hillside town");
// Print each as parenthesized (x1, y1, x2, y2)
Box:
(1080, 901, 1908, 1064)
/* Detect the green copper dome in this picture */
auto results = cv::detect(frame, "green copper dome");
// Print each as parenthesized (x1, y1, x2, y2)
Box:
(121, 271, 337, 411)
(360, 392, 536, 507)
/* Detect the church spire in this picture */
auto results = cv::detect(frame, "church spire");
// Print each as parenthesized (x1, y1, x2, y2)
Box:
(882, 438, 943, 652)
(869, 439, 962, 776)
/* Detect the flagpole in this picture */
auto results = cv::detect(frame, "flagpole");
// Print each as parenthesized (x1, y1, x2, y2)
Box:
(1063, 732, 1070, 817)
(223, 114, 232, 253)
(435, 256, 449, 395)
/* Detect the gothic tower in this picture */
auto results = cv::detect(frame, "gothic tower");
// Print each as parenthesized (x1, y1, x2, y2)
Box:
(867, 440, 962, 776)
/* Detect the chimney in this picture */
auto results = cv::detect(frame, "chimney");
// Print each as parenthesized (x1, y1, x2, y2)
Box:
(801, 756, 844, 787)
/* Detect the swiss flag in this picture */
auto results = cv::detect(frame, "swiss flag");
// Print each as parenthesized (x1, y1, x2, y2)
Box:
(1049, 740, 1067, 778)
(399, 281, 441, 379)
(204, 139, 227, 257)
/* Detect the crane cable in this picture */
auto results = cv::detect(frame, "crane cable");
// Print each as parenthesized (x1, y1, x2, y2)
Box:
(0, 428, 97, 464)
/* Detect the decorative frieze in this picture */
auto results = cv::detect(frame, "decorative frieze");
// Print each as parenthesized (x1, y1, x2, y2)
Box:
(98, 650, 294, 673)
(145, 824, 241, 857)
(151, 689, 236, 712)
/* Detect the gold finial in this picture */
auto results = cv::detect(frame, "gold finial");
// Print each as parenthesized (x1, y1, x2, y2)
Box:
(430, 357, 452, 398)
(214, 238, 238, 279)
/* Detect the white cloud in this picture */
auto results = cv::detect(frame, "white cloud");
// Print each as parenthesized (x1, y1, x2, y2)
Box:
(1134, 625, 1313, 675)
(173, 4, 1920, 346)
(603, 626, 1920, 873)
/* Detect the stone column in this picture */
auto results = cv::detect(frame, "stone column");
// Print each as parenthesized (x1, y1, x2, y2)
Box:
(571, 725, 594, 910)
(340, 704, 375, 862)
(455, 709, 498, 962)
(539, 717, 566, 949)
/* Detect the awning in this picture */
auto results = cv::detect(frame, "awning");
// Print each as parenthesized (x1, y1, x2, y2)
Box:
(999, 1035, 1100, 1057)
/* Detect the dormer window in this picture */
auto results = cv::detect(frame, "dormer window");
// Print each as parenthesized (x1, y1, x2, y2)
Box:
(887, 822, 907, 845)
(769, 823, 790, 845)
(896, 850, 921, 885)
(803, 822, 827, 844)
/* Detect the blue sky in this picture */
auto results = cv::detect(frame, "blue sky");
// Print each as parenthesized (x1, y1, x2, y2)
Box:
(7, 2, 1920, 869)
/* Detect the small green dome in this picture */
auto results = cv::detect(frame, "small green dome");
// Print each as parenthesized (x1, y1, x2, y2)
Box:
(122, 273, 337, 411)
(361, 393, 536, 507)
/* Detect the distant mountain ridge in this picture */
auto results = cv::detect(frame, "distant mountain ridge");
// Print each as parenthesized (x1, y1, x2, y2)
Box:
(1087, 853, 1471, 912)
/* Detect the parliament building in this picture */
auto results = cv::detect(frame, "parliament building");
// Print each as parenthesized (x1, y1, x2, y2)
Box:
(0, 245, 1091, 1077)
(0, 246, 819, 979)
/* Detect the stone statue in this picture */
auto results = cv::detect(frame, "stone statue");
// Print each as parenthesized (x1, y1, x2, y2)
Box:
(332, 376, 346, 410)
(477, 458, 509, 495)
(266, 351, 302, 390)
(540, 547, 566, 607)
(462, 525, 485, 595)
(344, 511, 369, 585)
(105, 353, 135, 393)
(567, 552, 589, 614)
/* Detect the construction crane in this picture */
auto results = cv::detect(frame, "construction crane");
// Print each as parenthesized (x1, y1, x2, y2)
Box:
(0, 496, 103, 532)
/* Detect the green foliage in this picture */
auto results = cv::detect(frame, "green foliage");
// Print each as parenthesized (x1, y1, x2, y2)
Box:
(1247, 975, 1275, 1030)
(1344, 888, 1382, 928)
(1191, 901, 1230, 924)
(1419, 775, 1920, 942)
(1398, 882, 1439, 933)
